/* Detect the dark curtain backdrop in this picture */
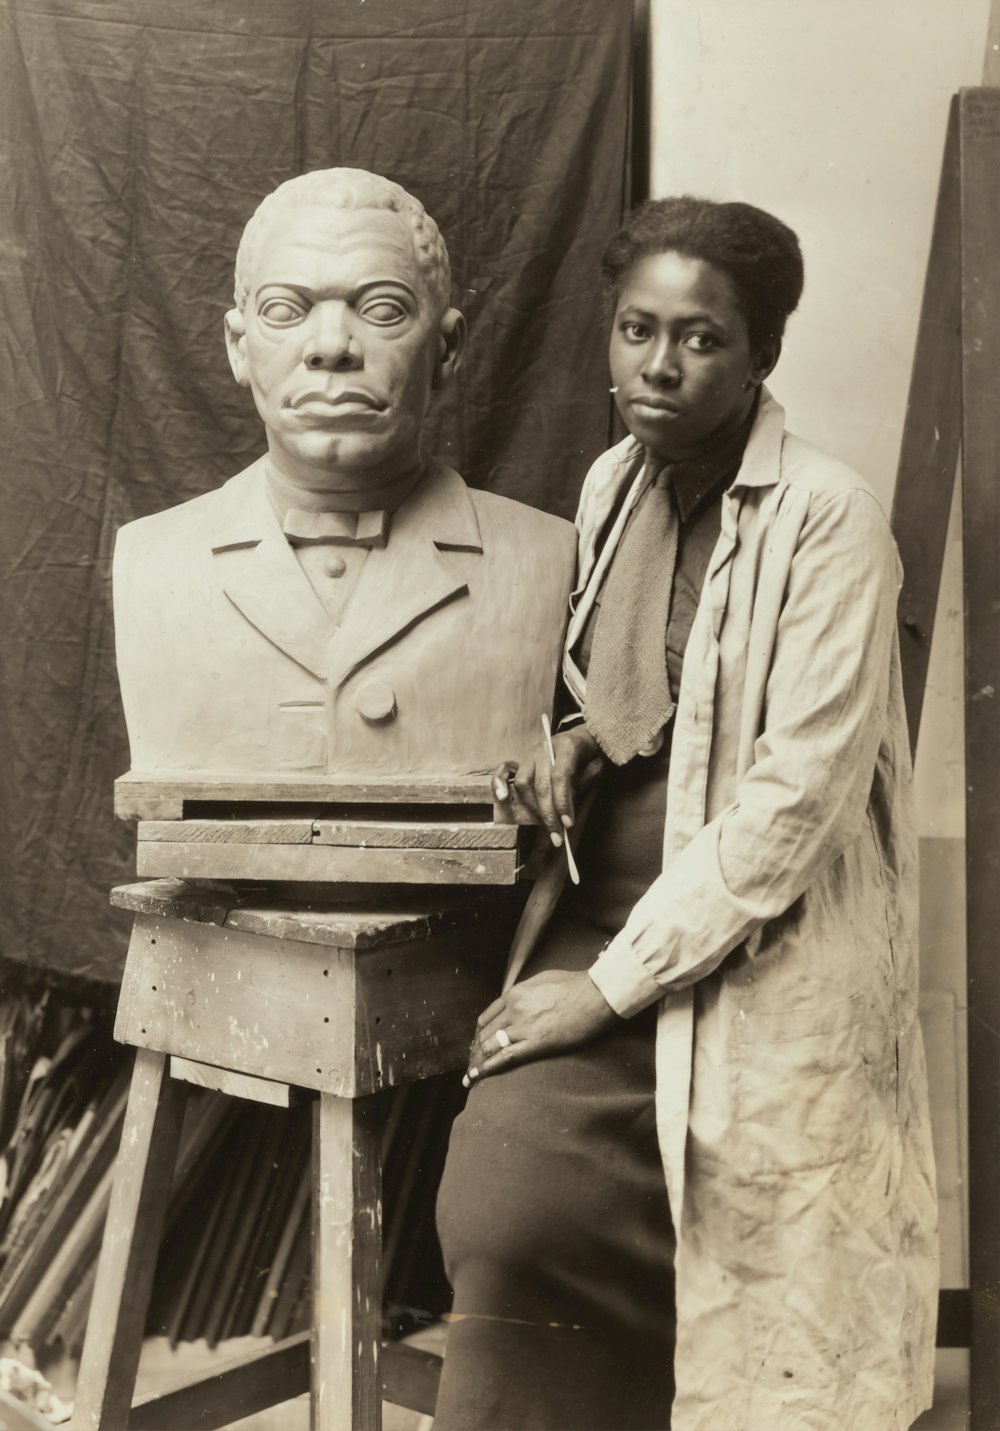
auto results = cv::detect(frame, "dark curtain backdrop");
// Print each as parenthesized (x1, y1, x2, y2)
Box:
(0, 0, 633, 981)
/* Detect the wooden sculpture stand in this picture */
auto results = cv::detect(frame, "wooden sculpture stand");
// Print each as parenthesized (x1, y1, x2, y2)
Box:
(71, 879, 514, 1431)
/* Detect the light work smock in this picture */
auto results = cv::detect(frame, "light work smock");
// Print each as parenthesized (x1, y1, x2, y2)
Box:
(559, 389, 938, 1430)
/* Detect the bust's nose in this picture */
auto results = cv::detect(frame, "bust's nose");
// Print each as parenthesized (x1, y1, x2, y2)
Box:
(302, 303, 361, 371)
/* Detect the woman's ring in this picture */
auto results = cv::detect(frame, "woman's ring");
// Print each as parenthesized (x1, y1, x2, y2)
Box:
(494, 1028, 512, 1049)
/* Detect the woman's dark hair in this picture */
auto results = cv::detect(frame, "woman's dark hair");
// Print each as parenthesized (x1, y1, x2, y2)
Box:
(601, 196, 804, 351)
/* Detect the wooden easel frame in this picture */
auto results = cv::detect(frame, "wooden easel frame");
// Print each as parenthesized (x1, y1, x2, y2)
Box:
(891, 86, 1000, 1431)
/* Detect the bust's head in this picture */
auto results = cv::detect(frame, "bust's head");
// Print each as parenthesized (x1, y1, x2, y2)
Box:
(225, 169, 466, 496)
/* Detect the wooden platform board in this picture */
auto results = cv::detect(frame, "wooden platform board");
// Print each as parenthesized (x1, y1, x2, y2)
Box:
(134, 838, 520, 884)
(115, 771, 507, 821)
(120, 774, 528, 884)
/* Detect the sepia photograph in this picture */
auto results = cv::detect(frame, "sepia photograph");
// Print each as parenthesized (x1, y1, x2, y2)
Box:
(0, 2, 995, 1428)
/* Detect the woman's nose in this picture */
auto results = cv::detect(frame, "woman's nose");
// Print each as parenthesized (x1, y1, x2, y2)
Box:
(642, 338, 680, 384)
(302, 304, 360, 371)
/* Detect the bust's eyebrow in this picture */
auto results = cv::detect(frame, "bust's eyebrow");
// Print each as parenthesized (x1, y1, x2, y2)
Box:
(254, 277, 419, 303)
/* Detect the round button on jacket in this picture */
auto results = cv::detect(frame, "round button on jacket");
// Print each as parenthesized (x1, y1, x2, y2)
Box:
(354, 678, 397, 723)
(324, 555, 348, 579)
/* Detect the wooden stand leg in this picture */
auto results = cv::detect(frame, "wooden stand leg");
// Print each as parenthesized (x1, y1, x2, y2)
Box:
(312, 1094, 382, 1431)
(71, 1049, 187, 1430)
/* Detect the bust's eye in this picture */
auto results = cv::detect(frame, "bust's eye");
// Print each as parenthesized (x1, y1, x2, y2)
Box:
(259, 297, 306, 324)
(360, 297, 407, 326)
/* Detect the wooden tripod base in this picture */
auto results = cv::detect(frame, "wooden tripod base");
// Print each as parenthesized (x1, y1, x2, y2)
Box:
(70, 879, 513, 1430)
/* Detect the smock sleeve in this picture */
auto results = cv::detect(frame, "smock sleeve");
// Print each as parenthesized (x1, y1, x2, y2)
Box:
(588, 484, 902, 1017)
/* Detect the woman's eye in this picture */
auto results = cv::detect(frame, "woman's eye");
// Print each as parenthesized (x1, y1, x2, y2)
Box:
(621, 321, 649, 342)
(259, 298, 304, 324)
(360, 298, 407, 325)
(685, 332, 717, 351)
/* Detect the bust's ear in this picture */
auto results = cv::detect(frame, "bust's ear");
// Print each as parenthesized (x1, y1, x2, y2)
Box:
(225, 308, 249, 386)
(432, 308, 467, 391)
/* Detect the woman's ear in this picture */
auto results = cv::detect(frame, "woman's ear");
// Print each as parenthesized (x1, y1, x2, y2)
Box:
(432, 308, 468, 390)
(749, 338, 781, 388)
(224, 308, 249, 386)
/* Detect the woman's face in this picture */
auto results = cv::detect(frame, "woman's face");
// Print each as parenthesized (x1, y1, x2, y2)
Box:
(609, 249, 775, 461)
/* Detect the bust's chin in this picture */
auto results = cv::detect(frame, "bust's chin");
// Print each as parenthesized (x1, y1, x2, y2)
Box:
(266, 427, 425, 497)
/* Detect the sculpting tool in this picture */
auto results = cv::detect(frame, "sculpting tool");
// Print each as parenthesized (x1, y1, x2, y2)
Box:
(541, 712, 580, 885)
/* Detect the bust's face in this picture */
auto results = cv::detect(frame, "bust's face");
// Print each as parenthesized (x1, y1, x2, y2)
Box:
(226, 203, 462, 491)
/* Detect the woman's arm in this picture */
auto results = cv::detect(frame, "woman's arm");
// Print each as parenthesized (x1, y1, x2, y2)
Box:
(465, 483, 900, 1080)
(589, 483, 900, 1016)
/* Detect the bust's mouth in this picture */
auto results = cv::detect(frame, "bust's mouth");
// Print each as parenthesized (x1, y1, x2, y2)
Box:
(289, 388, 388, 412)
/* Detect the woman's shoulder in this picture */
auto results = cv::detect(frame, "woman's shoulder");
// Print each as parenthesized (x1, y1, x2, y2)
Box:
(575, 435, 643, 520)
(778, 430, 887, 520)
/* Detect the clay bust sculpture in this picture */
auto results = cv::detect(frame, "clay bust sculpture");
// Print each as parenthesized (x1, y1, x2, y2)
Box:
(114, 169, 576, 779)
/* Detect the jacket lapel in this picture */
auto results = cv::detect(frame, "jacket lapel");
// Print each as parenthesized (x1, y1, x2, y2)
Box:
(210, 461, 334, 680)
(702, 389, 787, 639)
(326, 461, 483, 691)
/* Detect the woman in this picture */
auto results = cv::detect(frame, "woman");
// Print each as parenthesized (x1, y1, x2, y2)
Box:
(434, 197, 938, 1431)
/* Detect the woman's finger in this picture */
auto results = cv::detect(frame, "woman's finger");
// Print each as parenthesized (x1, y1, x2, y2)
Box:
(464, 1033, 528, 1085)
(475, 996, 508, 1031)
(550, 728, 604, 830)
(512, 751, 558, 833)
(491, 760, 518, 804)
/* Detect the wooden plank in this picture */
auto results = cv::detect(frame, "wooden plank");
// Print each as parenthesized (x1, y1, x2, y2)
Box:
(115, 916, 356, 1097)
(312, 819, 518, 849)
(138, 819, 315, 845)
(115, 771, 495, 820)
(168, 1057, 291, 1107)
(125, 1334, 440, 1428)
(137, 816, 517, 848)
(135, 840, 518, 885)
(891, 95, 962, 756)
(380, 1344, 442, 1416)
(10, 1162, 113, 1347)
(0, 1073, 129, 1327)
(250, 1135, 311, 1338)
(128, 1331, 310, 1430)
(110, 878, 236, 926)
(959, 85, 1000, 1431)
(312, 1096, 383, 1431)
(223, 896, 511, 951)
(114, 913, 505, 1096)
(111, 878, 517, 949)
(72, 1050, 187, 1430)
(353, 926, 510, 1094)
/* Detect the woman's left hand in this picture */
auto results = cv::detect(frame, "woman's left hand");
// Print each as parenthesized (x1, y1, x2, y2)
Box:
(463, 970, 620, 1086)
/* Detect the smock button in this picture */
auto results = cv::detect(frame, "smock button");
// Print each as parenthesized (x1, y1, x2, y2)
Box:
(324, 555, 347, 579)
(354, 678, 397, 723)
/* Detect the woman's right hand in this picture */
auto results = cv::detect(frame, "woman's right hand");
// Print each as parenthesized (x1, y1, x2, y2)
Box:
(492, 724, 605, 846)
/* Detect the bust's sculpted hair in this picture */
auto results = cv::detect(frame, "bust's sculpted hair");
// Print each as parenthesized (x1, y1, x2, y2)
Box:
(234, 167, 451, 314)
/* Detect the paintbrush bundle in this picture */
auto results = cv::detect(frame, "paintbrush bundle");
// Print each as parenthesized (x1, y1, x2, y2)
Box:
(0, 992, 462, 1357)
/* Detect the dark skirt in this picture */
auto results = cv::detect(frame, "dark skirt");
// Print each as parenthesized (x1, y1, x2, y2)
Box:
(433, 901, 676, 1431)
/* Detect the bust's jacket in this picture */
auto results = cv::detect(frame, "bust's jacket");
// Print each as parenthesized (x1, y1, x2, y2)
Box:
(113, 457, 575, 778)
(511, 389, 938, 1430)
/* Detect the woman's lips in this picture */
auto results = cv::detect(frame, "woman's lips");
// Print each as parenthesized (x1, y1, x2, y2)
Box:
(629, 396, 682, 416)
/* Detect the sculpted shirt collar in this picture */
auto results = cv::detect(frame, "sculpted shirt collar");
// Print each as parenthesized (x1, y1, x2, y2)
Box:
(211, 455, 483, 555)
(264, 460, 427, 548)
